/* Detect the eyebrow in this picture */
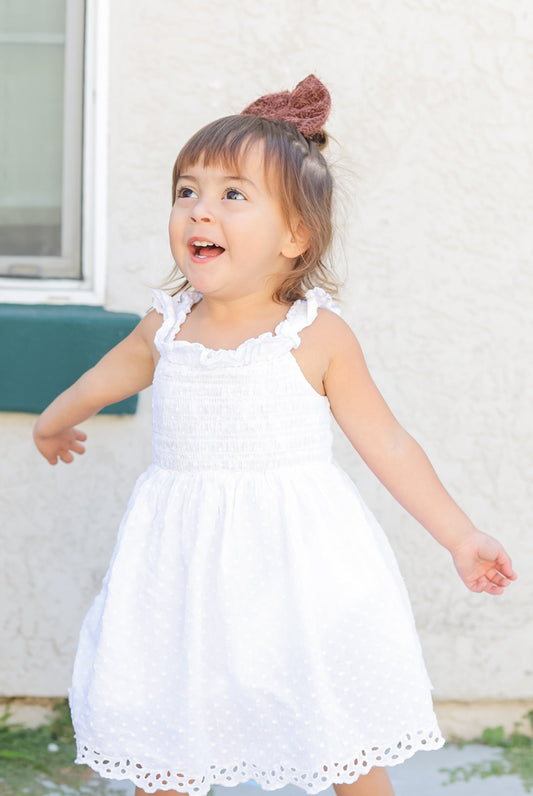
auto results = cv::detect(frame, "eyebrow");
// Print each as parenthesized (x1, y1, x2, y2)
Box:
(177, 173, 257, 187)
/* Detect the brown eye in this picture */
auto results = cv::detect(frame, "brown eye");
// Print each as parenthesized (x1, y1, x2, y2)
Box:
(224, 188, 246, 201)
(177, 186, 197, 199)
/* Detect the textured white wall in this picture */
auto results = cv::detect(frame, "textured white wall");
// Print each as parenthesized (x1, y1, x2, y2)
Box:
(1, 0, 531, 705)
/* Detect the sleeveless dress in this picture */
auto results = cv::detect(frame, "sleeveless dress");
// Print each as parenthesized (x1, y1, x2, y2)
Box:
(69, 287, 444, 795)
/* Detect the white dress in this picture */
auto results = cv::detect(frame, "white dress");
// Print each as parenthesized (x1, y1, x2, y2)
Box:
(69, 287, 444, 795)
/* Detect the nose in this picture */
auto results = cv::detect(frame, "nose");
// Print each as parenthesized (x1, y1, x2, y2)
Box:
(190, 196, 214, 224)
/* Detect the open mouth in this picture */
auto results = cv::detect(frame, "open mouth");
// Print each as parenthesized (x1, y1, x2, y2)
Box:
(188, 239, 226, 259)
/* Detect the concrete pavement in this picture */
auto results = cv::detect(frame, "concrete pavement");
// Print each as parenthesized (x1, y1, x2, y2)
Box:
(81, 744, 528, 795)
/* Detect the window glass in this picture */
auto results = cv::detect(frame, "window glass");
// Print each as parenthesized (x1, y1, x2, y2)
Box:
(0, 0, 84, 279)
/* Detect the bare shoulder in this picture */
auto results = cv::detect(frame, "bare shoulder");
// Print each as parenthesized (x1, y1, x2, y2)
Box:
(137, 308, 165, 339)
(128, 308, 165, 362)
(299, 307, 361, 359)
(294, 308, 361, 396)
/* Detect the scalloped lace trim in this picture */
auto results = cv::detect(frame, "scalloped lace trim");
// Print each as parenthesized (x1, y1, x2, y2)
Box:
(77, 729, 444, 794)
(152, 286, 340, 359)
(152, 288, 200, 345)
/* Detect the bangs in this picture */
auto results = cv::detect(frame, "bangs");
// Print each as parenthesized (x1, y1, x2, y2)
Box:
(176, 117, 261, 172)
(171, 115, 298, 201)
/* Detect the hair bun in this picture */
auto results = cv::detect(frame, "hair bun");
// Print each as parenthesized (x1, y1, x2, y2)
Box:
(306, 129, 329, 151)
(241, 74, 331, 142)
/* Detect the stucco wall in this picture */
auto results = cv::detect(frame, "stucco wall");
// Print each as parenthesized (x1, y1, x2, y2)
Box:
(1, 0, 531, 707)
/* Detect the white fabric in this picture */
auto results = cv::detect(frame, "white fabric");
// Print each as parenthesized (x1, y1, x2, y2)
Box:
(69, 287, 444, 794)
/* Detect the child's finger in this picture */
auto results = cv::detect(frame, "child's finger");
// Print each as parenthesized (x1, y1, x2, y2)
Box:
(473, 577, 504, 595)
(74, 429, 87, 442)
(497, 553, 517, 581)
(488, 572, 513, 590)
(485, 582, 505, 596)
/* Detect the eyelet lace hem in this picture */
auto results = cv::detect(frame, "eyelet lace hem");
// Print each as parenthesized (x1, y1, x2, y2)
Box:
(77, 728, 444, 794)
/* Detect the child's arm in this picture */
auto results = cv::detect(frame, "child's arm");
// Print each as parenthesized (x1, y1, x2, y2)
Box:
(33, 311, 162, 465)
(321, 314, 517, 595)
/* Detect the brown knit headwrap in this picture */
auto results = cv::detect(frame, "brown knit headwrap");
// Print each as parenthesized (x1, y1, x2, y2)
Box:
(241, 74, 331, 140)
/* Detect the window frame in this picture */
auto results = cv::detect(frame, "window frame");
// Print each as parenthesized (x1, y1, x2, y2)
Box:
(0, 0, 108, 305)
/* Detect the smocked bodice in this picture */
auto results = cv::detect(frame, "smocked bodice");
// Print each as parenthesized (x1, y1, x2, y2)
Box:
(151, 287, 340, 472)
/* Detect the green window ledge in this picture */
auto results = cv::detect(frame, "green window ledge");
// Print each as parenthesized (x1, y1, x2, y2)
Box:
(0, 304, 141, 415)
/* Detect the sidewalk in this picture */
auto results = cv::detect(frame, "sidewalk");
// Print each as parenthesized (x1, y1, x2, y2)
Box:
(70, 744, 529, 796)
(213, 743, 530, 795)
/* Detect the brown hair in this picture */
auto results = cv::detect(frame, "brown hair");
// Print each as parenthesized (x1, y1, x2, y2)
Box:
(165, 114, 338, 303)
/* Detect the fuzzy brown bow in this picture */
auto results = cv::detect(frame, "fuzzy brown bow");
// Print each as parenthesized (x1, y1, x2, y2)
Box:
(241, 74, 331, 139)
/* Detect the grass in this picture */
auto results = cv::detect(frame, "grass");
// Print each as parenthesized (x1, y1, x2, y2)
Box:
(0, 700, 128, 795)
(440, 710, 533, 792)
(3, 699, 533, 793)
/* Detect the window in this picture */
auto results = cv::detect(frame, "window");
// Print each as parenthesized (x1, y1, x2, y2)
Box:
(0, 2, 136, 416)
(0, 0, 106, 304)
(0, 0, 84, 280)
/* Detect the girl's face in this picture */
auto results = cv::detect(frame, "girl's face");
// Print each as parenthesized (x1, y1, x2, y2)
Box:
(169, 143, 303, 300)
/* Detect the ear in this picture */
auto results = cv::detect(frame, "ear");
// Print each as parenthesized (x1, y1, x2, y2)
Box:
(281, 219, 310, 259)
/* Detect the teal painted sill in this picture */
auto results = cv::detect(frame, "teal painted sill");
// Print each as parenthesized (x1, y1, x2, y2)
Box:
(0, 304, 141, 415)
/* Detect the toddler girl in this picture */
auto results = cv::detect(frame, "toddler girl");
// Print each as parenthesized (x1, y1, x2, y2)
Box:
(33, 75, 516, 796)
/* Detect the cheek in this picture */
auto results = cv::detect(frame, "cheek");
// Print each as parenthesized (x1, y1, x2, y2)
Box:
(168, 209, 184, 243)
(168, 226, 185, 265)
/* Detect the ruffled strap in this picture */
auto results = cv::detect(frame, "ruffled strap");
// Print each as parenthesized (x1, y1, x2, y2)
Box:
(276, 286, 340, 348)
(152, 288, 201, 347)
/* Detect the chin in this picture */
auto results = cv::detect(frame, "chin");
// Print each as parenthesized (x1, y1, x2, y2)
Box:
(187, 277, 221, 295)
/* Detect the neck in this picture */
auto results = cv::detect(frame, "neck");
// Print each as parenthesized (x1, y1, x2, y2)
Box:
(193, 285, 287, 324)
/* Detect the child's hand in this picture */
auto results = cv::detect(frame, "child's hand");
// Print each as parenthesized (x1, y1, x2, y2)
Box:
(33, 426, 87, 465)
(450, 530, 517, 595)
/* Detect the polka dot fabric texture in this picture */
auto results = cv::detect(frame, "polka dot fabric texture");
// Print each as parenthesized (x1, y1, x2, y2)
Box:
(69, 287, 444, 794)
